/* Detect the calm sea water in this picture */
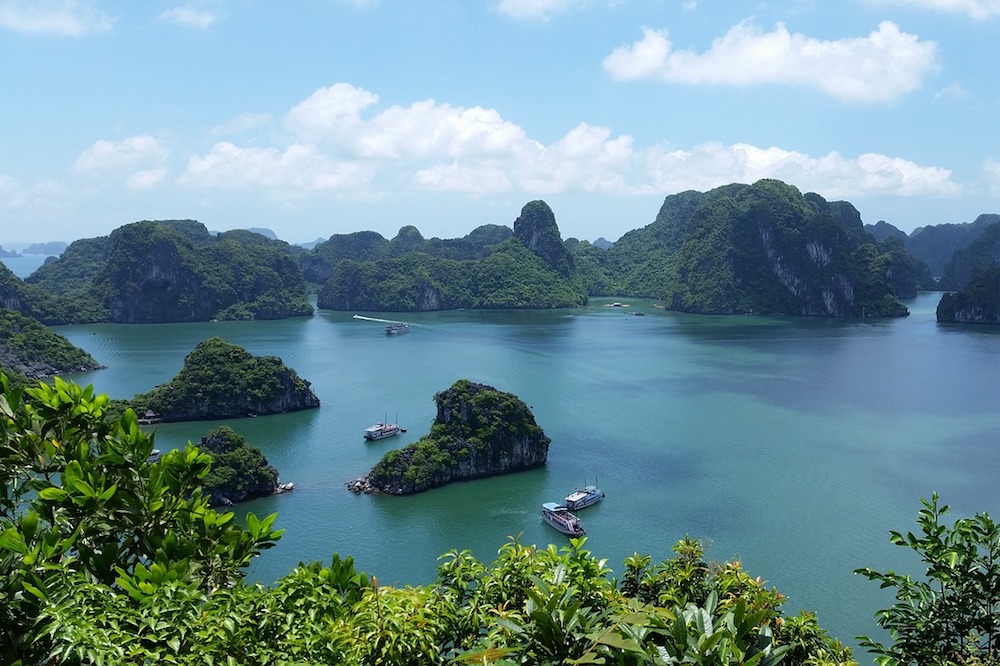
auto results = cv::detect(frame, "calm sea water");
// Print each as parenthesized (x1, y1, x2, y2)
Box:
(2, 254, 51, 278)
(41, 294, 1000, 654)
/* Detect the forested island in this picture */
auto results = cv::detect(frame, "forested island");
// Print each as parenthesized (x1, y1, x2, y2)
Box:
(4, 176, 1000, 335)
(0, 307, 101, 389)
(198, 426, 291, 507)
(112, 337, 320, 422)
(1, 375, 997, 664)
(352, 379, 550, 495)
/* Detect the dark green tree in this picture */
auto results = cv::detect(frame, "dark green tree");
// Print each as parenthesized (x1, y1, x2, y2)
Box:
(857, 493, 1000, 665)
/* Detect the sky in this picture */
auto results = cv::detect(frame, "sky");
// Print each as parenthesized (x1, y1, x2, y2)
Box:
(1, 0, 999, 247)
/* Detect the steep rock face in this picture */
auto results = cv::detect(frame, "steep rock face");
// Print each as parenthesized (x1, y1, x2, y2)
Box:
(609, 180, 908, 317)
(0, 263, 25, 313)
(937, 222, 1000, 291)
(907, 214, 1000, 278)
(513, 200, 573, 277)
(362, 380, 549, 495)
(131, 337, 320, 422)
(936, 267, 1000, 325)
(103, 223, 212, 323)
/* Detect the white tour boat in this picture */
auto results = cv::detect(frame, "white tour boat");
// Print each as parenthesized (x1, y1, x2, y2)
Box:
(541, 502, 586, 537)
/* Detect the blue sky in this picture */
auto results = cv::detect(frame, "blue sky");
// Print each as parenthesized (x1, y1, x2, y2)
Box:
(2, 0, 998, 246)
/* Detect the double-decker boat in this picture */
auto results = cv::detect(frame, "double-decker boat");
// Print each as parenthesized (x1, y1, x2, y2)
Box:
(564, 484, 604, 511)
(541, 502, 586, 537)
(364, 422, 402, 440)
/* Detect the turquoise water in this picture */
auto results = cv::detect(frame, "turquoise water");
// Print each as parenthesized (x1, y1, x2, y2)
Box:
(52, 294, 1000, 654)
(1, 254, 50, 278)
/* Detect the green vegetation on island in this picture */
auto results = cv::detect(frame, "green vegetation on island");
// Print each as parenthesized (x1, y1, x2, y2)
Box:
(115, 337, 320, 422)
(588, 180, 911, 317)
(937, 221, 1000, 291)
(359, 379, 550, 494)
(2, 373, 998, 664)
(936, 266, 1000, 325)
(17, 220, 312, 324)
(0, 307, 102, 389)
(198, 426, 283, 507)
(317, 201, 586, 311)
(7, 179, 940, 321)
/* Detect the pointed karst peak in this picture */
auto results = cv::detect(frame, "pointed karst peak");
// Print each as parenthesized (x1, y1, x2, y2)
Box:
(512, 200, 572, 277)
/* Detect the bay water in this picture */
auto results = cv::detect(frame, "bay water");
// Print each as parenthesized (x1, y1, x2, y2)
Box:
(38, 294, 1000, 654)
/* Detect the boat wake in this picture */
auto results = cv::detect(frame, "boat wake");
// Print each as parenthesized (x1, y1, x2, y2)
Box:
(353, 315, 402, 324)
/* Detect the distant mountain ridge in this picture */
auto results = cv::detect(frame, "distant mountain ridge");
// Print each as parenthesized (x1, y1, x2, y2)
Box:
(594, 180, 911, 316)
(17, 220, 312, 324)
(3, 178, 967, 323)
(866, 214, 1000, 278)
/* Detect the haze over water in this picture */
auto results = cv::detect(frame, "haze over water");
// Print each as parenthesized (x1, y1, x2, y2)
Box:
(46, 293, 1000, 655)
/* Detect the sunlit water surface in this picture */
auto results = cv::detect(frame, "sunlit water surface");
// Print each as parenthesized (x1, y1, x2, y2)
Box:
(41, 292, 1000, 656)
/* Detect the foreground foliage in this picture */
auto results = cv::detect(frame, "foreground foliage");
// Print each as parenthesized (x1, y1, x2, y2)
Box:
(2, 373, 990, 665)
(857, 493, 1000, 665)
(0, 374, 283, 664)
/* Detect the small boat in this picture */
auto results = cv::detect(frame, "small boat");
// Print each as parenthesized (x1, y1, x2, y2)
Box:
(147, 449, 161, 463)
(364, 421, 402, 440)
(564, 484, 605, 511)
(385, 322, 409, 335)
(541, 502, 586, 537)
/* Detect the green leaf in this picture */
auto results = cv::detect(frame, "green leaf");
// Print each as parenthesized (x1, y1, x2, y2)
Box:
(0, 528, 28, 555)
(37, 487, 68, 502)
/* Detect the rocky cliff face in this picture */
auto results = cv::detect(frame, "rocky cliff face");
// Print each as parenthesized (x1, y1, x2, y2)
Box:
(358, 380, 549, 495)
(937, 222, 1000, 291)
(132, 337, 320, 422)
(937, 267, 1000, 325)
(513, 200, 573, 277)
(610, 179, 909, 317)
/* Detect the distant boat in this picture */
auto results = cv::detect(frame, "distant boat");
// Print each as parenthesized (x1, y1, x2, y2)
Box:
(564, 484, 604, 511)
(541, 502, 586, 537)
(385, 322, 409, 335)
(365, 413, 403, 440)
(147, 449, 161, 463)
(364, 422, 401, 440)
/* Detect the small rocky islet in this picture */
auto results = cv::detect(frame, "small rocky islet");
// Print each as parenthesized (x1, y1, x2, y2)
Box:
(350, 379, 549, 495)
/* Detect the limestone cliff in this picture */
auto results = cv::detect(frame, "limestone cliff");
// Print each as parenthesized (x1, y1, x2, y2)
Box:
(513, 200, 573, 277)
(607, 179, 909, 317)
(357, 380, 549, 495)
(936, 267, 1000, 325)
(129, 337, 320, 422)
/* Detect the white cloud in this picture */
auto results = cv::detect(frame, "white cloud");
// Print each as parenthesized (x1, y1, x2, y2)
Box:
(158, 6, 219, 29)
(182, 84, 961, 206)
(603, 21, 939, 103)
(73, 135, 169, 173)
(634, 142, 961, 198)
(873, 0, 1000, 19)
(0, 0, 112, 35)
(356, 101, 532, 160)
(493, 0, 583, 21)
(284, 83, 380, 139)
(182, 142, 373, 192)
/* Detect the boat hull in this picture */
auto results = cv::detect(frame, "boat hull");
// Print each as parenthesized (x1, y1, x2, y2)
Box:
(564, 486, 604, 511)
(364, 424, 401, 440)
(541, 503, 586, 537)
